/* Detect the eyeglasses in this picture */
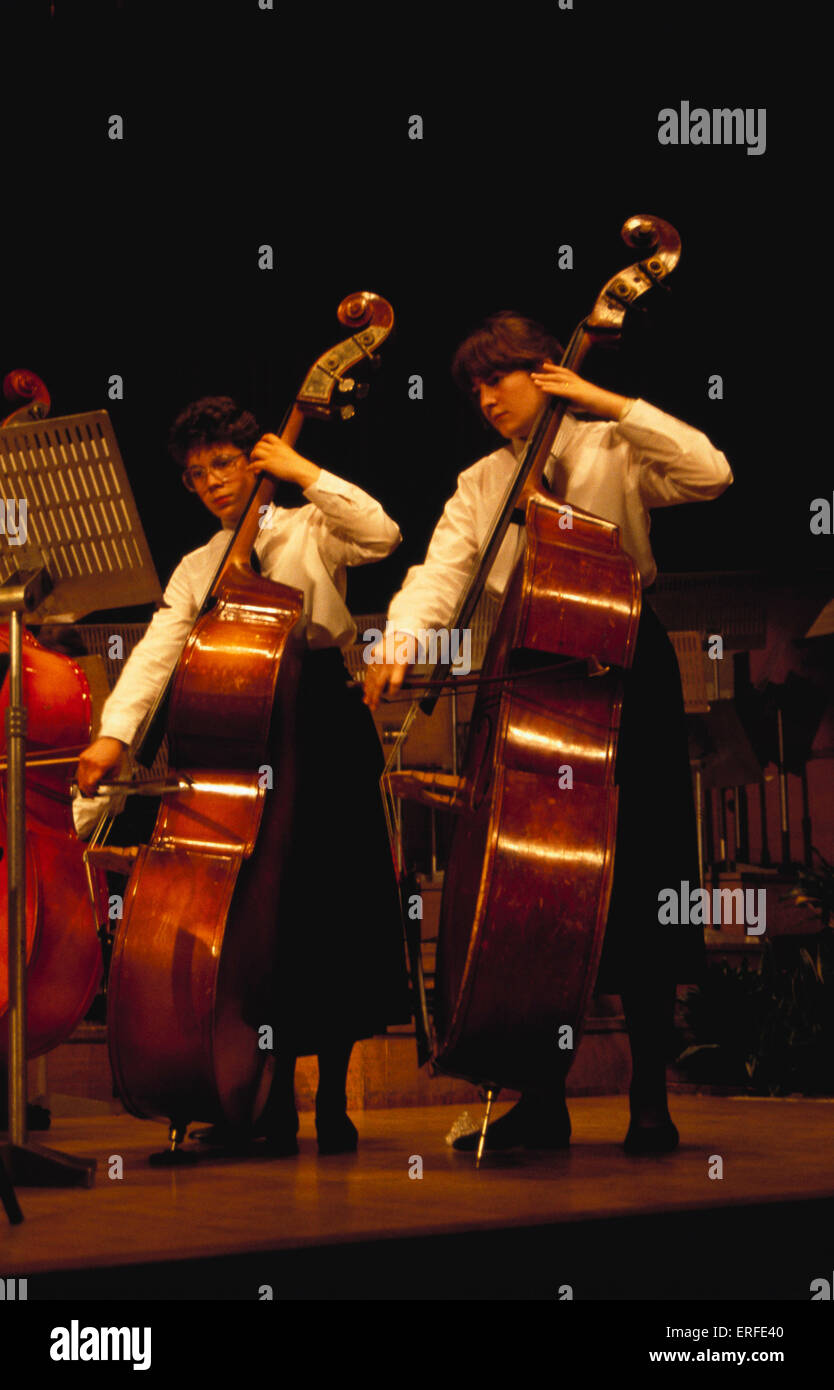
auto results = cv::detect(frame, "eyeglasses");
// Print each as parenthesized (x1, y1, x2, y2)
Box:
(182, 452, 247, 491)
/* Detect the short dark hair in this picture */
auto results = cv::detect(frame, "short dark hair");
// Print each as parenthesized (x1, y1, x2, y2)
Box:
(452, 312, 564, 395)
(168, 396, 261, 469)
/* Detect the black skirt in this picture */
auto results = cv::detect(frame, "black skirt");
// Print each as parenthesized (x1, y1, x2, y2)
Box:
(272, 648, 411, 1055)
(595, 600, 704, 993)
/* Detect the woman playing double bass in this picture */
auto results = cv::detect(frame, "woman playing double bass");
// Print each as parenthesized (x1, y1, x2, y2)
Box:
(365, 312, 732, 1155)
(75, 396, 409, 1155)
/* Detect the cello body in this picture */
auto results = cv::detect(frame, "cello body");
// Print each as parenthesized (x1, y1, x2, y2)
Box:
(433, 494, 641, 1090)
(0, 627, 106, 1060)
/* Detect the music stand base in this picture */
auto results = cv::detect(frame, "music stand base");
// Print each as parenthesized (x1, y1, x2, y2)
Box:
(0, 1139, 95, 1188)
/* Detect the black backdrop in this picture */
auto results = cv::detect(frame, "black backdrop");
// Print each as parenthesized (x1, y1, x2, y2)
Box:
(1, 4, 818, 622)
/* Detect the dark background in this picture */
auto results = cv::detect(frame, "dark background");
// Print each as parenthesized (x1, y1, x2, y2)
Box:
(1, 4, 818, 621)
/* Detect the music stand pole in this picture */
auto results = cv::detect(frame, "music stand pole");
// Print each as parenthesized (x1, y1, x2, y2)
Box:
(0, 569, 95, 1207)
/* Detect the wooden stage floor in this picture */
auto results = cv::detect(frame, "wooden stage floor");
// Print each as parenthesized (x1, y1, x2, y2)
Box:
(3, 1094, 833, 1301)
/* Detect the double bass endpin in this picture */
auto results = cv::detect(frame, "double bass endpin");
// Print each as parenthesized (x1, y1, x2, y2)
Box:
(475, 1089, 499, 1169)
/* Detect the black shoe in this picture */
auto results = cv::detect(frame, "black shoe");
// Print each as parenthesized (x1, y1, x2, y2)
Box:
(260, 1130, 300, 1157)
(253, 1106, 298, 1138)
(623, 1120, 679, 1155)
(316, 1112, 358, 1155)
(192, 1124, 258, 1151)
(193, 1121, 299, 1156)
(452, 1100, 571, 1152)
(255, 1097, 300, 1157)
(190, 1106, 299, 1157)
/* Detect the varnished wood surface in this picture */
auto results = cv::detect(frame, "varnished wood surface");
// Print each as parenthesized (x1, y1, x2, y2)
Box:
(4, 1094, 833, 1280)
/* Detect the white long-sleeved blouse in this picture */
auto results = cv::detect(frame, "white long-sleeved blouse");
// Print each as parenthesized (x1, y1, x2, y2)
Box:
(386, 399, 732, 639)
(72, 468, 400, 834)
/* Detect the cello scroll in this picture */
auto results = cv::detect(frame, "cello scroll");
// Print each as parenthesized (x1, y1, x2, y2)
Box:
(2, 370, 51, 426)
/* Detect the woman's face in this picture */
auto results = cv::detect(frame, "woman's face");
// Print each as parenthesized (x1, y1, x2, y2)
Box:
(474, 370, 546, 440)
(183, 442, 255, 525)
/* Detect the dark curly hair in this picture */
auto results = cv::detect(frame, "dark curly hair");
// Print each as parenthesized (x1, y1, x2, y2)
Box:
(452, 312, 564, 396)
(168, 396, 261, 469)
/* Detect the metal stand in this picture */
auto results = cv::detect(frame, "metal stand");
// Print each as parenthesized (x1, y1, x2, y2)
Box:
(1, 572, 96, 1216)
(0, 408, 164, 1203)
(692, 760, 706, 890)
(800, 765, 813, 869)
(381, 715, 434, 1067)
(475, 1088, 499, 1169)
(776, 706, 792, 873)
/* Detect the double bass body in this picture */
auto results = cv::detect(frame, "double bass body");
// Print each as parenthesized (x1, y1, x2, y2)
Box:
(107, 563, 304, 1131)
(397, 216, 682, 1098)
(434, 488, 641, 1091)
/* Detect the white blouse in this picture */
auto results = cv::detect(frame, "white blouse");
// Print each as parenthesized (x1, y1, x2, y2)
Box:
(386, 399, 732, 639)
(72, 469, 400, 835)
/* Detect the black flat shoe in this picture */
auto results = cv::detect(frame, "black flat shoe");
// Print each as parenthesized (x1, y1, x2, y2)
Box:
(452, 1103, 571, 1152)
(255, 1101, 299, 1157)
(623, 1120, 679, 1155)
(193, 1123, 299, 1156)
(192, 1114, 299, 1153)
(260, 1131, 300, 1157)
(316, 1113, 358, 1155)
(193, 1124, 254, 1150)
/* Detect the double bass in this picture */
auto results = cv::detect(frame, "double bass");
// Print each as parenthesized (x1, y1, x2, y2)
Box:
(389, 217, 681, 1110)
(100, 293, 394, 1153)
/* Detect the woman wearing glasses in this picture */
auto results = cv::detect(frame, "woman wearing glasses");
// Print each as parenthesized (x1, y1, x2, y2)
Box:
(75, 396, 408, 1156)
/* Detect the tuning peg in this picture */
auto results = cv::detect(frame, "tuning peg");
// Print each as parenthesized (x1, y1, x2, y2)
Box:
(340, 404, 356, 421)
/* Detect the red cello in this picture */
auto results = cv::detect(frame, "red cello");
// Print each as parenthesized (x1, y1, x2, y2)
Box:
(0, 630, 108, 1060)
(101, 293, 395, 1151)
(1, 372, 108, 1066)
(1, 369, 50, 425)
